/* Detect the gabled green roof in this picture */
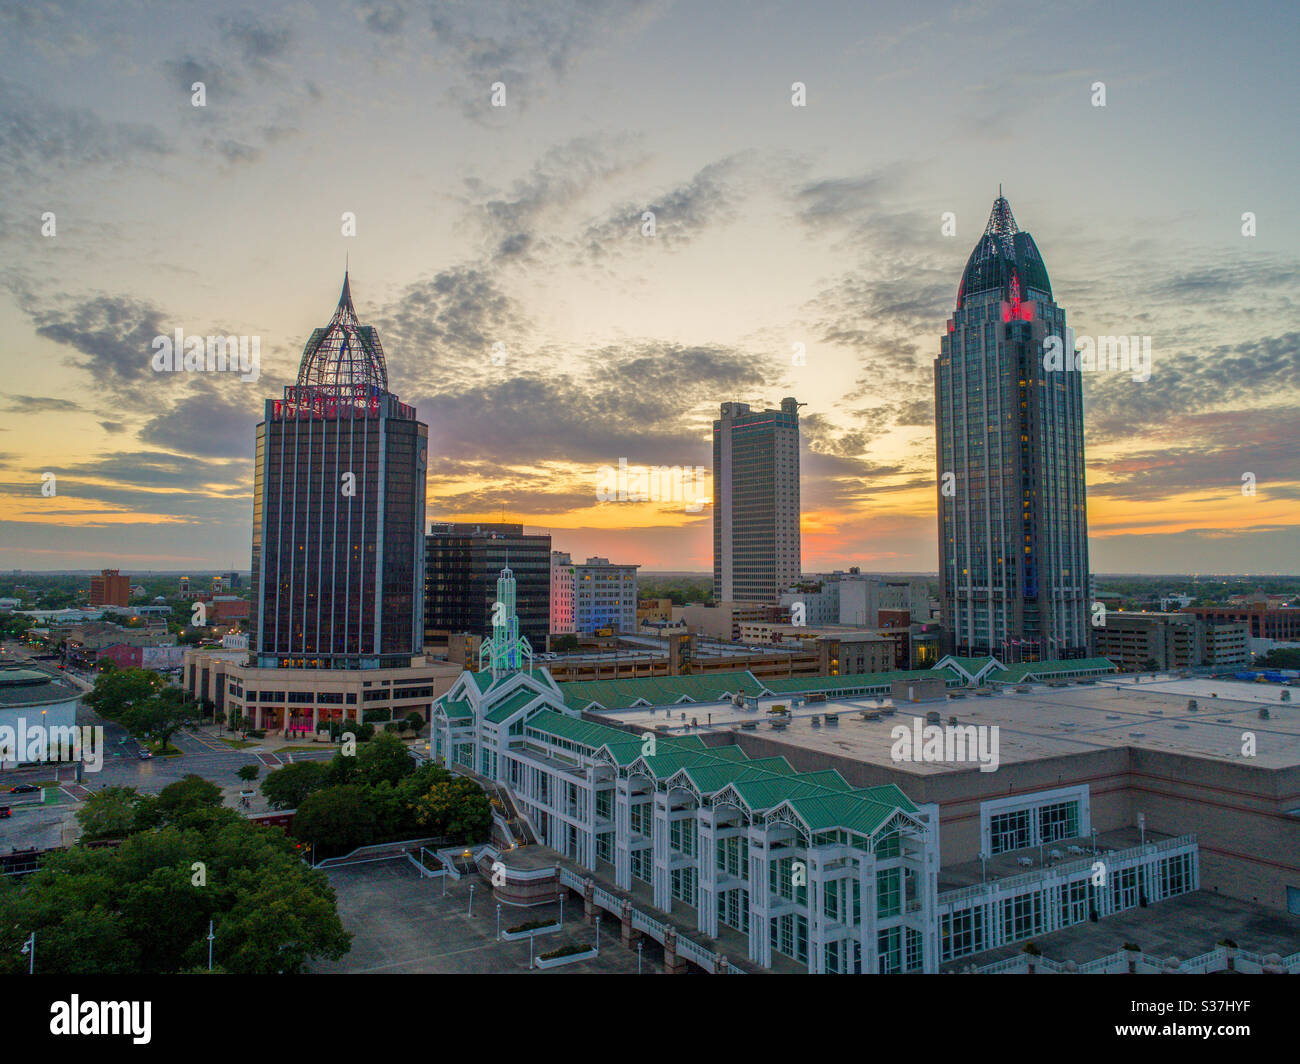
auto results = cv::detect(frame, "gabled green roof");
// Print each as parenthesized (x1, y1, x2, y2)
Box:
(990, 657, 1118, 683)
(558, 671, 764, 711)
(520, 710, 917, 842)
(440, 699, 473, 720)
(484, 687, 547, 724)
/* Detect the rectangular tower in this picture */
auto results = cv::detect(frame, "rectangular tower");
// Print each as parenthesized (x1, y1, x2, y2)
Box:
(713, 397, 802, 603)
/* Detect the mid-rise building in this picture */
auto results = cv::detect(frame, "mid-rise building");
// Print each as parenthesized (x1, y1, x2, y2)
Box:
(935, 194, 1090, 661)
(838, 576, 931, 628)
(424, 523, 551, 649)
(550, 551, 575, 634)
(89, 569, 130, 608)
(1183, 605, 1300, 643)
(713, 398, 802, 603)
(1095, 612, 1250, 671)
(573, 557, 639, 634)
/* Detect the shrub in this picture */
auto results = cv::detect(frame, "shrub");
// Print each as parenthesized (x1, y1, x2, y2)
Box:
(538, 944, 589, 961)
(507, 918, 557, 934)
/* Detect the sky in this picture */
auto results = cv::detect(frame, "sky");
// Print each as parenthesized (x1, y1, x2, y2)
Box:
(1, 0, 1298, 575)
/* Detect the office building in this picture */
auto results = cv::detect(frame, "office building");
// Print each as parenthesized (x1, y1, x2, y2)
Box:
(424, 523, 551, 649)
(89, 569, 130, 608)
(935, 194, 1090, 661)
(250, 273, 427, 670)
(572, 557, 639, 634)
(713, 398, 802, 603)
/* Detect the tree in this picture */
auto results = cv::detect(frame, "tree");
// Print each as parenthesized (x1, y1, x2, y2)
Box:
(85, 667, 164, 719)
(76, 786, 153, 841)
(237, 764, 260, 782)
(356, 731, 414, 788)
(260, 760, 329, 810)
(120, 687, 195, 750)
(293, 785, 377, 856)
(156, 775, 223, 818)
(0, 793, 350, 974)
(414, 778, 492, 842)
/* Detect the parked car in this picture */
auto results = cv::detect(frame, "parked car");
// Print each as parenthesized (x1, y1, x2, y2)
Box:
(0, 807, 11, 818)
(9, 784, 39, 794)
(137, 750, 153, 760)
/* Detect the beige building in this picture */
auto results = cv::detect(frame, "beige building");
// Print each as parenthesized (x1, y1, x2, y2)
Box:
(182, 649, 461, 734)
(1096, 611, 1249, 670)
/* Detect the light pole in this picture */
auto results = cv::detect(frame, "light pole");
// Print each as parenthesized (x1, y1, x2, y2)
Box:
(21, 932, 34, 974)
(637, 940, 643, 974)
(595, 914, 600, 953)
(1137, 812, 1146, 847)
(207, 920, 214, 971)
(496, 903, 501, 942)
(978, 851, 988, 882)
(468, 883, 475, 917)
(558, 892, 565, 927)
(529, 933, 535, 970)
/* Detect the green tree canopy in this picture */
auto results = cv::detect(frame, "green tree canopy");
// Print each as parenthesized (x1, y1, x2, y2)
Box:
(260, 760, 330, 810)
(0, 791, 350, 974)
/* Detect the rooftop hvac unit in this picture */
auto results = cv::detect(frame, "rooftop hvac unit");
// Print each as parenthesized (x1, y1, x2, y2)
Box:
(925, 711, 941, 724)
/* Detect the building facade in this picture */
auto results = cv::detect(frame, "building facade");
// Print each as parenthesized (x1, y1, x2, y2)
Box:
(89, 569, 130, 608)
(936, 194, 1090, 662)
(713, 398, 802, 603)
(573, 557, 638, 634)
(424, 523, 551, 650)
(550, 551, 575, 635)
(250, 274, 427, 670)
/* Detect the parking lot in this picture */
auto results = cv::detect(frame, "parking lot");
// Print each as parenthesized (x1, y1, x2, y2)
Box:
(311, 860, 663, 975)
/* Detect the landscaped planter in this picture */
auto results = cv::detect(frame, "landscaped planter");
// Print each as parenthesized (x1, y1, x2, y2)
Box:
(502, 921, 561, 942)
(533, 945, 597, 970)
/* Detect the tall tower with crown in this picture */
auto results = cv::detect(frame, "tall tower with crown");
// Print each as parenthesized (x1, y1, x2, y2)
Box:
(249, 272, 429, 670)
(935, 192, 1090, 663)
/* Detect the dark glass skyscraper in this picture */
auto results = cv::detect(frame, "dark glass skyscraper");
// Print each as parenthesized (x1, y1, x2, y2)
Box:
(423, 523, 551, 649)
(935, 195, 1090, 661)
(250, 274, 427, 669)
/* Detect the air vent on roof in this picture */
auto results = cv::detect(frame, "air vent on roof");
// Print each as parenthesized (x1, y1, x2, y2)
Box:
(925, 711, 941, 724)
(1172, 723, 1190, 730)
(1216, 718, 1232, 723)
(1129, 732, 1146, 738)
(1106, 714, 1122, 720)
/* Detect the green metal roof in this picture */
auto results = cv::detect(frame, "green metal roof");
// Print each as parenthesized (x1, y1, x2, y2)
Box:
(440, 699, 473, 720)
(558, 671, 764, 711)
(522, 710, 915, 842)
(990, 657, 1118, 683)
(759, 668, 961, 695)
(483, 687, 545, 724)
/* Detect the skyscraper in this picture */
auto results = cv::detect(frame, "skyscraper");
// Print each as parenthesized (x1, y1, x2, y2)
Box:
(250, 274, 428, 670)
(713, 398, 802, 603)
(935, 194, 1090, 662)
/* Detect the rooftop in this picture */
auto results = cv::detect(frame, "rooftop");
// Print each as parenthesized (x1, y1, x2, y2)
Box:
(588, 674, 1300, 772)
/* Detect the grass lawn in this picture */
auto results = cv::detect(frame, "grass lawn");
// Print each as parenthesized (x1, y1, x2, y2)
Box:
(215, 737, 257, 749)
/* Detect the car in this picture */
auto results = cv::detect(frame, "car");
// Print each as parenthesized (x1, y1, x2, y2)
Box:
(138, 750, 153, 760)
(9, 784, 39, 794)
(0, 807, 11, 819)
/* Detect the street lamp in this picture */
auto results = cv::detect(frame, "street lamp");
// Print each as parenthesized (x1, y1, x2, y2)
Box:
(595, 914, 600, 953)
(20, 932, 34, 974)
(637, 940, 643, 974)
(207, 920, 214, 971)
(558, 892, 565, 927)
(496, 902, 501, 942)
(468, 883, 475, 917)
(978, 851, 988, 882)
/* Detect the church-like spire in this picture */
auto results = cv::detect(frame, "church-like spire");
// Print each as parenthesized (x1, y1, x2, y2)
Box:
(333, 269, 358, 325)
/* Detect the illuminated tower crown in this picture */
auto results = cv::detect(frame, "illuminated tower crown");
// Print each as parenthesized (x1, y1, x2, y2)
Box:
(478, 563, 534, 680)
